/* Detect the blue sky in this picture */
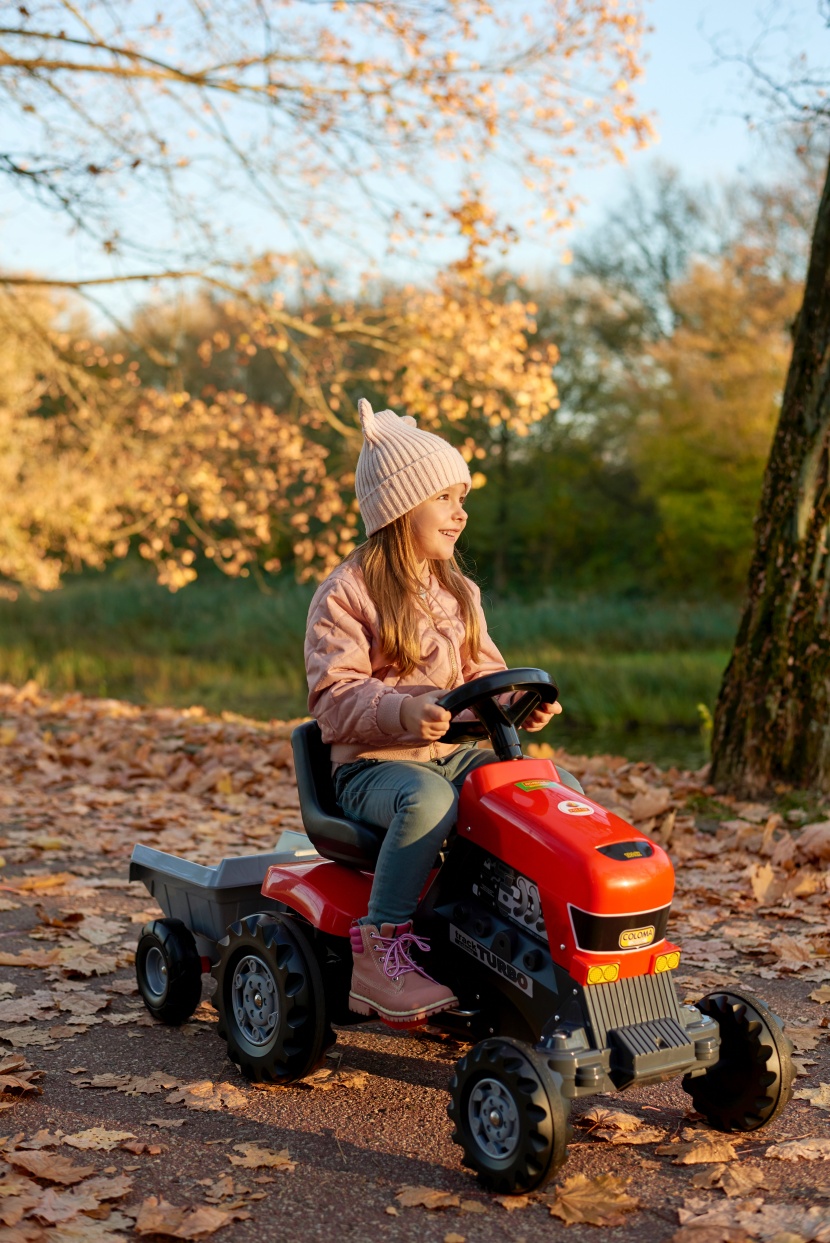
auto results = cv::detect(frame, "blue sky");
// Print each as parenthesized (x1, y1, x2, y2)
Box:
(2, 0, 826, 301)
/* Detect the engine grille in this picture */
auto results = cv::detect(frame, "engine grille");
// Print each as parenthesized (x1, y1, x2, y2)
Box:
(584, 970, 683, 1047)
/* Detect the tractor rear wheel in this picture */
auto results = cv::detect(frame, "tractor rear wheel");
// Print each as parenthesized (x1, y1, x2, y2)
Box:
(448, 1037, 570, 1194)
(213, 913, 334, 1084)
(682, 990, 794, 1131)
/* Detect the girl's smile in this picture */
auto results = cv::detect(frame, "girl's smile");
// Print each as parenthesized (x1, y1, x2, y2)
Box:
(409, 484, 469, 563)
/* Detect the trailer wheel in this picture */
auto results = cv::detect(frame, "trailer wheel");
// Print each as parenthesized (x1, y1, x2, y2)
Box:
(682, 990, 794, 1131)
(213, 913, 334, 1084)
(136, 918, 203, 1025)
(448, 1037, 570, 1194)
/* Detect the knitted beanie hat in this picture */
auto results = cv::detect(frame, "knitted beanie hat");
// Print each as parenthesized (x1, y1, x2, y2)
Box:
(355, 397, 471, 536)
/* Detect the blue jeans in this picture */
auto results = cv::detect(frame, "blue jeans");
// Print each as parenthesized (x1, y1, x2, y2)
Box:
(334, 746, 584, 927)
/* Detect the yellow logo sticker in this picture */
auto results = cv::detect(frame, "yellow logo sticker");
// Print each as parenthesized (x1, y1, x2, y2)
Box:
(557, 800, 594, 816)
(515, 779, 557, 791)
(619, 925, 655, 949)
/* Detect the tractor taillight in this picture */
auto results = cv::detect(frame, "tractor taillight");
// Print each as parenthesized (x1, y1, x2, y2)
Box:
(586, 963, 620, 985)
(653, 950, 681, 973)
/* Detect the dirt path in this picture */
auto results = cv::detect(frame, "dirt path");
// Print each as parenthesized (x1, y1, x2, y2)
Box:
(0, 684, 828, 1242)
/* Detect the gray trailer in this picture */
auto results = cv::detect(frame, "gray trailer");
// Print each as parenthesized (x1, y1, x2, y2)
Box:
(129, 830, 319, 1023)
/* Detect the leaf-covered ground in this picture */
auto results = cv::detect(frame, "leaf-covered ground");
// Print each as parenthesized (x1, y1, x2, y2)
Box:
(0, 682, 828, 1243)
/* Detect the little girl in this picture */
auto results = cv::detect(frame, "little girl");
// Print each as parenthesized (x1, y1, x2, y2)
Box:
(305, 398, 583, 1026)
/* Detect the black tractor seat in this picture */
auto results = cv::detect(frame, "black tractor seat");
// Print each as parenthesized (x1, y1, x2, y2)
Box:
(291, 720, 385, 868)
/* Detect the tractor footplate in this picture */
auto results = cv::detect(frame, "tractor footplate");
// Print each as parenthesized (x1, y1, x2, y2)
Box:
(609, 1016, 694, 1085)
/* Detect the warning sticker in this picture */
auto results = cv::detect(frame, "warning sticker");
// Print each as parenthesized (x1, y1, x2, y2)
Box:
(515, 779, 558, 791)
(557, 800, 594, 816)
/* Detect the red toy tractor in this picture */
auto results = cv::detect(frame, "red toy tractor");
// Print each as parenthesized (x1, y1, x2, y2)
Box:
(131, 668, 794, 1193)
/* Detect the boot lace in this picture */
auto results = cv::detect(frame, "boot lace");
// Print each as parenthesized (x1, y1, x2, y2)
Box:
(373, 930, 437, 982)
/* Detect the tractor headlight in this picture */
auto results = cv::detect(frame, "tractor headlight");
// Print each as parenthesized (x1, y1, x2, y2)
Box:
(654, 950, 680, 973)
(587, 963, 620, 984)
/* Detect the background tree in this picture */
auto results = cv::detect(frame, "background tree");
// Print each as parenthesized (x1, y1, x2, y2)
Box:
(708, 13, 830, 793)
(0, 0, 653, 592)
(711, 151, 830, 793)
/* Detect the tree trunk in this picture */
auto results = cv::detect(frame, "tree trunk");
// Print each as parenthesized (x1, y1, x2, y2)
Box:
(711, 153, 830, 795)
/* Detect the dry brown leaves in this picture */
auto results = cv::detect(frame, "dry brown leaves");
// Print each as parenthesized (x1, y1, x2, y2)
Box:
(7, 1151, 97, 1185)
(134, 1195, 241, 1239)
(62, 1128, 136, 1152)
(0, 1054, 43, 1104)
(0, 1126, 227, 1240)
(656, 1140, 740, 1165)
(545, 1172, 640, 1226)
(165, 1080, 248, 1112)
(675, 1196, 830, 1241)
(226, 1144, 295, 1171)
(765, 1137, 830, 1161)
(395, 1186, 461, 1210)
(576, 1106, 665, 1144)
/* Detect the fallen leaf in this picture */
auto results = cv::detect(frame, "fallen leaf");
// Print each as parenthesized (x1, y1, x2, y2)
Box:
(302, 1065, 369, 1091)
(749, 863, 784, 906)
(148, 1119, 186, 1129)
(63, 1127, 136, 1151)
(765, 1137, 830, 1161)
(121, 1140, 164, 1156)
(395, 1186, 461, 1210)
(134, 1195, 235, 1239)
(444, 1234, 466, 1243)
(788, 1027, 825, 1052)
(809, 985, 830, 1003)
(494, 1194, 530, 1210)
(7, 1150, 97, 1184)
(793, 1082, 830, 1111)
(547, 1172, 639, 1226)
(458, 1199, 488, 1214)
(165, 1080, 247, 1111)
(0, 1026, 58, 1049)
(657, 1140, 738, 1165)
(0, 950, 60, 969)
(0, 1172, 42, 1225)
(29, 1183, 101, 1224)
(579, 1106, 643, 1133)
(227, 1144, 295, 1171)
(795, 821, 830, 863)
(690, 1164, 767, 1198)
(79, 1173, 133, 1200)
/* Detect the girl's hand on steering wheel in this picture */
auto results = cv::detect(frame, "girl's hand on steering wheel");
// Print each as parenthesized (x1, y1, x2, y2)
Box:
(522, 701, 562, 732)
(400, 690, 452, 740)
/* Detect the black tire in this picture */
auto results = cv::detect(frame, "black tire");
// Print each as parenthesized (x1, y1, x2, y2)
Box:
(682, 990, 794, 1131)
(448, 1037, 570, 1194)
(213, 913, 334, 1084)
(136, 918, 203, 1026)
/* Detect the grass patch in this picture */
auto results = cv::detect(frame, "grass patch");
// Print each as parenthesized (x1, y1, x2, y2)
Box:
(0, 573, 735, 760)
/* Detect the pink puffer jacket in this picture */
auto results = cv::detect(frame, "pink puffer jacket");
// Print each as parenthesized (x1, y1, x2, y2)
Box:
(305, 561, 510, 767)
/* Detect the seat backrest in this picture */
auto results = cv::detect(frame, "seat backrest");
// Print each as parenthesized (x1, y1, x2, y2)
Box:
(291, 721, 384, 869)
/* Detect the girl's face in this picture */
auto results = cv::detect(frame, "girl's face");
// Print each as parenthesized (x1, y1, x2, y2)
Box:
(409, 483, 469, 564)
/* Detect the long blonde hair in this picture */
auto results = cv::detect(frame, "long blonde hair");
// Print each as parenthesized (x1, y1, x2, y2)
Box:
(349, 511, 482, 677)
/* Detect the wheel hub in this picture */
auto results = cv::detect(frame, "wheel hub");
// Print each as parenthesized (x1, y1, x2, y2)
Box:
(232, 954, 279, 1047)
(468, 1078, 520, 1159)
(144, 946, 168, 999)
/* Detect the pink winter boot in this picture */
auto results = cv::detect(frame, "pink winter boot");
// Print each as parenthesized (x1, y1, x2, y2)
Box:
(349, 922, 458, 1027)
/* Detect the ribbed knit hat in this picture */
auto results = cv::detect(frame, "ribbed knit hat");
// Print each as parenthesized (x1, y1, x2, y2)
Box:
(355, 397, 471, 536)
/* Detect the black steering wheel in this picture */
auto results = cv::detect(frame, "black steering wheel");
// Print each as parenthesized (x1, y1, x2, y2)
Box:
(435, 667, 558, 761)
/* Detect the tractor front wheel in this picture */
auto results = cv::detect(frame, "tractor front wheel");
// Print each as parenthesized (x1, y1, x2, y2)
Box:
(448, 1037, 570, 1194)
(682, 990, 794, 1131)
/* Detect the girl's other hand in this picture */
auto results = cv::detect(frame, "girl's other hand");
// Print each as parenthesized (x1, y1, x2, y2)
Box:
(400, 690, 452, 740)
(522, 701, 563, 732)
